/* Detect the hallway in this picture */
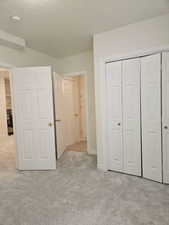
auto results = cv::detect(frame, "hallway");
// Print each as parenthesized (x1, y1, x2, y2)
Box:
(66, 141, 87, 152)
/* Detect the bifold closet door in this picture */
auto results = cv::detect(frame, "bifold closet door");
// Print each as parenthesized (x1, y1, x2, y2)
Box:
(106, 61, 123, 172)
(162, 52, 169, 184)
(106, 59, 141, 175)
(123, 59, 141, 176)
(141, 54, 162, 182)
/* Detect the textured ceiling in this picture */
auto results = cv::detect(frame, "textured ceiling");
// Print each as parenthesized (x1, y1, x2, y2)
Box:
(0, 0, 169, 58)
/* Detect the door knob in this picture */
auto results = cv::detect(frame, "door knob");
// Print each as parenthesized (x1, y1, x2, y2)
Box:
(164, 126, 168, 129)
(48, 122, 53, 127)
(117, 123, 121, 126)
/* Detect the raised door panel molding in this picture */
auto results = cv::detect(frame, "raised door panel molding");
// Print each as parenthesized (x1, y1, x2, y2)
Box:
(106, 61, 123, 172)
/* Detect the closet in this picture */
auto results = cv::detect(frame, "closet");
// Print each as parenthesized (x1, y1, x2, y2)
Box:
(106, 51, 169, 183)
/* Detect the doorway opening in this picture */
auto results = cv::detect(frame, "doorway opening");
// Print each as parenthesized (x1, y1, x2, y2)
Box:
(55, 74, 88, 158)
(0, 68, 15, 171)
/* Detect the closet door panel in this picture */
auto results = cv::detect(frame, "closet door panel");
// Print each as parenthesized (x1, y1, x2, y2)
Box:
(106, 61, 123, 172)
(123, 59, 141, 176)
(141, 54, 162, 182)
(162, 52, 169, 184)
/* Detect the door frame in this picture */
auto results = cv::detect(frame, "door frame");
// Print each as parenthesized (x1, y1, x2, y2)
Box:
(63, 71, 89, 154)
(95, 46, 169, 171)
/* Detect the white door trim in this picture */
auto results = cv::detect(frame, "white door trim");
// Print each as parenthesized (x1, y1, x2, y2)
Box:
(95, 46, 169, 171)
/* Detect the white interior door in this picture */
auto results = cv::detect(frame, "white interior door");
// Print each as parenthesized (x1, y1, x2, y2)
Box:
(141, 54, 162, 182)
(106, 61, 123, 172)
(63, 79, 76, 146)
(162, 52, 169, 184)
(73, 77, 81, 143)
(123, 58, 141, 176)
(12, 67, 56, 170)
(54, 73, 66, 159)
(79, 76, 87, 140)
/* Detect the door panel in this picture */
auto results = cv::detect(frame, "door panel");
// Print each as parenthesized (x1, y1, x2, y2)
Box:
(162, 52, 169, 184)
(141, 54, 162, 182)
(106, 61, 123, 172)
(73, 77, 81, 143)
(79, 76, 87, 140)
(123, 58, 141, 176)
(12, 67, 56, 170)
(63, 79, 76, 146)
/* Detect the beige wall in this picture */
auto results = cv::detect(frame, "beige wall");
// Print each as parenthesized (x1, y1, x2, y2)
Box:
(94, 13, 169, 169)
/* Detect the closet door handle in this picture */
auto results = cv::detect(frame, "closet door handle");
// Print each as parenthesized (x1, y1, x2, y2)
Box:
(164, 126, 168, 130)
(117, 123, 121, 126)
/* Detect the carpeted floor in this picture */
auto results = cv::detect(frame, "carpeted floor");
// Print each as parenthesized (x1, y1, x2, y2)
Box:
(0, 137, 169, 225)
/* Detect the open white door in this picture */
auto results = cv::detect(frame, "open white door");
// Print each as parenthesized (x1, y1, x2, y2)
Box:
(53, 73, 66, 159)
(73, 77, 81, 143)
(12, 66, 56, 170)
(79, 76, 87, 141)
(63, 78, 76, 146)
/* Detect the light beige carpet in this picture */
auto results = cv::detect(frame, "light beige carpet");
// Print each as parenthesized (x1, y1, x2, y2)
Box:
(0, 137, 169, 225)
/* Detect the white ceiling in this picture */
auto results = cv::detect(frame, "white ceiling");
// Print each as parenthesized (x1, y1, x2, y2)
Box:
(0, 0, 169, 58)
